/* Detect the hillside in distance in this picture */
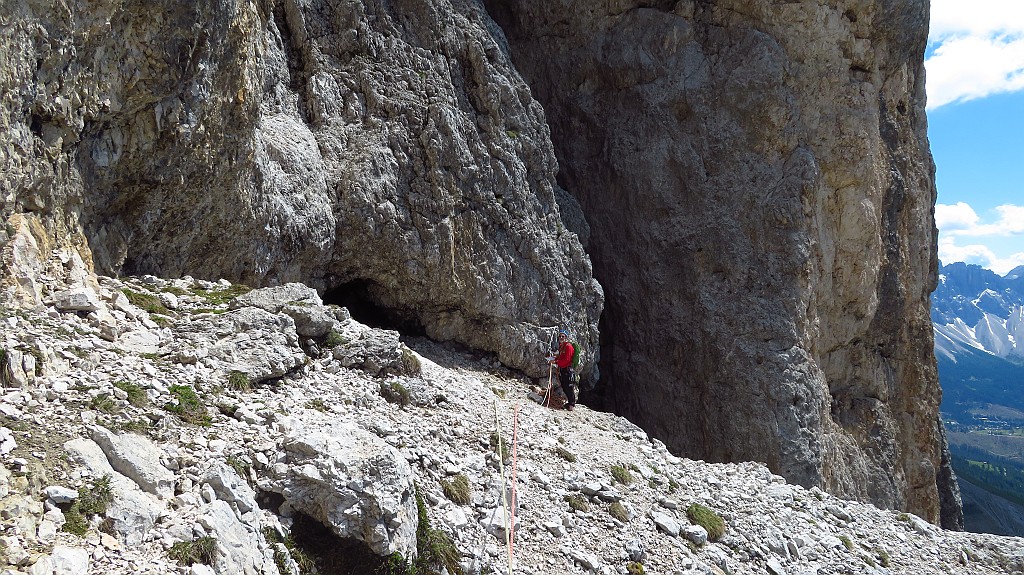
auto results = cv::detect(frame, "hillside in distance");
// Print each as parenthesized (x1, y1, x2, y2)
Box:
(932, 261, 1024, 535)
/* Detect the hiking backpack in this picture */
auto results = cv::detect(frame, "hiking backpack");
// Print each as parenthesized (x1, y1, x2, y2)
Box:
(568, 339, 583, 384)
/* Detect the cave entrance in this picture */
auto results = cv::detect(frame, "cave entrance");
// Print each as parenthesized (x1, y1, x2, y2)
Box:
(323, 279, 425, 336)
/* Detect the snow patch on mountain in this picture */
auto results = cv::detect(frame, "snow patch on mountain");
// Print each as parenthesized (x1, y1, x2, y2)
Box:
(932, 263, 1024, 365)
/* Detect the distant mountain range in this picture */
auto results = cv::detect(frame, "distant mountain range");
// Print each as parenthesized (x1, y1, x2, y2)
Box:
(933, 261, 1024, 367)
(933, 262, 1024, 420)
(932, 261, 1024, 536)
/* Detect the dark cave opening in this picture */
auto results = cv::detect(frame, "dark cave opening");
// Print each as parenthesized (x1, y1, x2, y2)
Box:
(322, 279, 425, 336)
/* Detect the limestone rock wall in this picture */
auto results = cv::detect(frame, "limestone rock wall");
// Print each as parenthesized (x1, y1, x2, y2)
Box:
(0, 0, 602, 377)
(484, 0, 960, 526)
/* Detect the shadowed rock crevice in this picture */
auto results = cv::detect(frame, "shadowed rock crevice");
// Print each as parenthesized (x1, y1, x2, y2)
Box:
(482, 0, 959, 526)
(323, 279, 426, 336)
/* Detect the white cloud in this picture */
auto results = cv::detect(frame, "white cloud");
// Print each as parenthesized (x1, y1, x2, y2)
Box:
(938, 237, 1024, 275)
(934, 201, 979, 230)
(926, 0, 1024, 109)
(937, 203, 1024, 237)
(929, 0, 1024, 39)
(936, 202, 1024, 275)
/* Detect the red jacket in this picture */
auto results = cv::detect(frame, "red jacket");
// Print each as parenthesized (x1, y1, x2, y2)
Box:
(554, 341, 575, 369)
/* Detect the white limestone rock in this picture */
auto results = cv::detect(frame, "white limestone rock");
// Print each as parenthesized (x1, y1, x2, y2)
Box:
(164, 307, 304, 383)
(64, 438, 162, 546)
(90, 426, 174, 499)
(229, 283, 335, 338)
(52, 287, 102, 312)
(268, 421, 417, 558)
(50, 546, 89, 575)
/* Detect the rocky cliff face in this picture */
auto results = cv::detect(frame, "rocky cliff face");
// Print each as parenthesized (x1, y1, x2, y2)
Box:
(2, 0, 959, 529)
(0, 0, 601, 378)
(484, 0, 960, 527)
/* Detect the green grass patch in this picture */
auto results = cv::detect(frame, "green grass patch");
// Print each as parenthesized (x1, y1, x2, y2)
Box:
(114, 380, 148, 406)
(324, 330, 347, 348)
(414, 487, 463, 575)
(877, 548, 891, 567)
(122, 289, 170, 315)
(839, 534, 854, 551)
(555, 446, 576, 463)
(627, 562, 645, 575)
(305, 398, 328, 412)
(226, 455, 249, 478)
(227, 371, 252, 392)
(565, 494, 589, 512)
(168, 536, 217, 566)
(609, 501, 629, 522)
(164, 385, 211, 426)
(192, 284, 251, 305)
(89, 393, 119, 414)
(610, 464, 633, 485)
(441, 473, 471, 505)
(686, 503, 725, 541)
(380, 381, 411, 408)
(489, 432, 510, 463)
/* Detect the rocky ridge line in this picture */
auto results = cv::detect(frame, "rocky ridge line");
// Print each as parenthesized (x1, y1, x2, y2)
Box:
(0, 273, 1021, 575)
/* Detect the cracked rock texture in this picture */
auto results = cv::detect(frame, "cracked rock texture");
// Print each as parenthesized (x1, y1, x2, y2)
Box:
(484, 0, 959, 527)
(0, 0, 602, 379)
(2, 0, 958, 531)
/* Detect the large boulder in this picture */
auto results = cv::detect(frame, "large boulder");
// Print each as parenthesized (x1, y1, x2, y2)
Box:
(267, 421, 417, 559)
(163, 307, 306, 383)
(229, 283, 335, 338)
(90, 427, 175, 499)
(64, 438, 163, 546)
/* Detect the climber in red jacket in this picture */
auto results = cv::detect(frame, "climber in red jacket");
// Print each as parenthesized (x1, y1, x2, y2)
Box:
(549, 330, 576, 411)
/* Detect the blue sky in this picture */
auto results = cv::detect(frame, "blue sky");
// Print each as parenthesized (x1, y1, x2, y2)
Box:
(927, 0, 1024, 276)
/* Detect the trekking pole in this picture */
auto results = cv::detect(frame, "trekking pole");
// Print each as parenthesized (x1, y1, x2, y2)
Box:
(543, 362, 553, 408)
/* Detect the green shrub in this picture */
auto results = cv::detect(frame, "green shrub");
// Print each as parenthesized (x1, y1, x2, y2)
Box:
(686, 503, 725, 541)
(114, 380, 148, 406)
(89, 393, 119, 414)
(164, 385, 211, 426)
(555, 446, 576, 463)
(609, 501, 629, 522)
(227, 371, 252, 392)
(627, 562, 646, 575)
(610, 464, 633, 485)
(877, 548, 891, 567)
(415, 487, 463, 575)
(442, 474, 471, 505)
(122, 289, 169, 315)
(168, 536, 217, 566)
(565, 494, 589, 512)
(380, 381, 411, 408)
(62, 476, 113, 536)
(78, 475, 113, 515)
(62, 507, 89, 536)
(324, 330, 347, 348)
(489, 432, 510, 463)
(668, 478, 680, 493)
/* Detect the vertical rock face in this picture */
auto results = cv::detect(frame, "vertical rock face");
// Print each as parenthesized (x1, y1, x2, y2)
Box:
(484, 0, 960, 525)
(0, 0, 602, 377)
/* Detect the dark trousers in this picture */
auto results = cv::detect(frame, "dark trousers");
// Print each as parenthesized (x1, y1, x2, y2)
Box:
(558, 368, 576, 406)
